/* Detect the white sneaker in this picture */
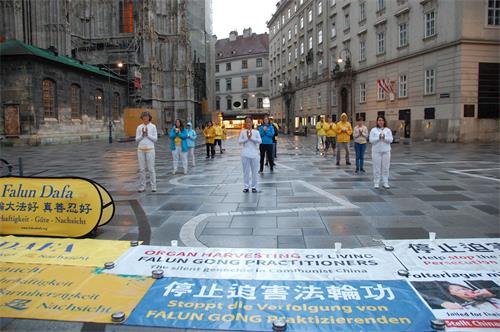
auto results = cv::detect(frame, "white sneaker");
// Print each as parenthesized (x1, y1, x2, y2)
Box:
(383, 184, 390, 189)
(374, 184, 380, 189)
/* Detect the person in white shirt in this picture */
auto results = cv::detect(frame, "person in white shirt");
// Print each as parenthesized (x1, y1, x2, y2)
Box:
(238, 116, 262, 193)
(135, 111, 158, 192)
(369, 116, 393, 189)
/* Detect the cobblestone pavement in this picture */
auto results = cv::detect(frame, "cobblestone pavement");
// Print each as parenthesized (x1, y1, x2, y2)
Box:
(1, 133, 499, 331)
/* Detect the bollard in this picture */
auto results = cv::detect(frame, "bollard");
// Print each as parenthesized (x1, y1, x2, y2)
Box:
(272, 319, 287, 331)
(430, 319, 446, 330)
(152, 269, 164, 279)
(111, 311, 126, 323)
(104, 262, 115, 269)
(130, 240, 139, 247)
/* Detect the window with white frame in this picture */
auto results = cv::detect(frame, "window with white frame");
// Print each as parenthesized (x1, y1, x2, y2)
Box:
(488, 0, 500, 25)
(344, 12, 350, 29)
(282, 15, 285, 24)
(288, 8, 291, 18)
(359, 82, 366, 103)
(377, 0, 385, 12)
(295, 47, 298, 59)
(424, 11, 436, 38)
(398, 23, 408, 47)
(308, 36, 313, 49)
(377, 85, 385, 100)
(425, 69, 435, 95)
(331, 0, 336, 6)
(331, 87, 337, 106)
(308, 9, 313, 22)
(318, 1, 323, 15)
(288, 29, 292, 40)
(376, 31, 385, 54)
(300, 16, 304, 29)
(300, 0, 303, 5)
(359, 39, 366, 61)
(294, 4, 297, 12)
(399, 74, 407, 98)
(318, 57, 323, 72)
(300, 41, 304, 54)
(294, 24, 298, 35)
(288, 51, 292, 63)
(359, 2, 366, 21)
(257, 58, 263, 67)
(331, 22, 336, 38)
(282, 36, 286, 45)
(318, 29, 323, 44)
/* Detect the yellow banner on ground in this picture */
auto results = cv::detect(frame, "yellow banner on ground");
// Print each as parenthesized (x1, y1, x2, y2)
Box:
(0, 263, 153, 323)
(0, 236, 133, 267)
(0, 177, 115, 237)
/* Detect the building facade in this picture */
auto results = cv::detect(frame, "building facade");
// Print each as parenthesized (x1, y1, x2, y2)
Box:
(268, 0, 500, 142)
(215, 28, 270, 128)
(0, 0, 214, 137)
(0, 40, 127, 145)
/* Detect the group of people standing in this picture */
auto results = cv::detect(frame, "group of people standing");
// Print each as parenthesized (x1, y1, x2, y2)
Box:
(316, 113, 393, 189)
(135, 109, 393, 193)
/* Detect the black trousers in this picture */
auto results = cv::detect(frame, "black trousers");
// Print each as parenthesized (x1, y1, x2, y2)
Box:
(260, 144, 274, 171)
(206, 143, 215, 157)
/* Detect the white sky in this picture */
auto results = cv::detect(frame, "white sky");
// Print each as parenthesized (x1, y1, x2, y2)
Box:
(212, 0, 277, 38)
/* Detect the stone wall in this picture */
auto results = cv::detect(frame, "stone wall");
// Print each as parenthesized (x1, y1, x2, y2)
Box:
(1, 58, 128, 145)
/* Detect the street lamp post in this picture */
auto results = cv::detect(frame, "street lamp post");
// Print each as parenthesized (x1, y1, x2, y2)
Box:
(102, 62, 123, 144)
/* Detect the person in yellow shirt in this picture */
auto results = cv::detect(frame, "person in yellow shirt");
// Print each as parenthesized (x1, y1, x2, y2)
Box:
(214, 120, 224, 154)
(203, 121, 216, 159)
(316, 116, 326, 151)
(336, 113, 353, 166)
(323, 116, 337, 159)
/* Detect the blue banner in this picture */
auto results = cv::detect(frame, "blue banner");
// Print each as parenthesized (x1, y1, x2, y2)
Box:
(126, 278, 436, 331)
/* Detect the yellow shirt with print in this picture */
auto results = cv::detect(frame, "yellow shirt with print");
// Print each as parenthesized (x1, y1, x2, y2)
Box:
(316, 122, 326, 136)
(214, 125, 223, 140)
(324, 123, 337, 137)
(204, 126, 216, 144)
(336, 121, 353, 143)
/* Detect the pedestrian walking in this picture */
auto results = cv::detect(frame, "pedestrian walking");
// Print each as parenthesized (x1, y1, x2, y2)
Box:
(258, 115, 275, 173)
(169, 119, 188, 175)
(214, 120, 224, 154)
(186, 121, 197, 167)
(203, 121, 216, 158)
(353, 117, 368, 173)
(336, 113, 353, 166)
(323, 116, 337, 159)
(316, 116, 326, 151)
(271, 118, 279, 159)
(369, 115, 393, 189)
(135, 111, 157, 192)
(239, 116, 262, 193)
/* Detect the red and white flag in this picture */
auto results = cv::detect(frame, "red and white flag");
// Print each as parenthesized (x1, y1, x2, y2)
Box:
(377, 79, 394, 94)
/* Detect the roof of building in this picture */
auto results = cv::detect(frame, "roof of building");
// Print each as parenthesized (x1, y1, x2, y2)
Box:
(0, 39, 121, 80)
(215, 33, 269, 61)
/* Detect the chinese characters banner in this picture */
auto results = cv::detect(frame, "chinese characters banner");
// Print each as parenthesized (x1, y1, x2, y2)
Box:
(0, 263, 154, 323)
(107, 246, 402, 280)
(0, 236, 133, 267)
(384, 239, 500, 272)
(408, 271, 500, 330)
(0, 177, 114, 237)
(125, 277, 436, 331)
